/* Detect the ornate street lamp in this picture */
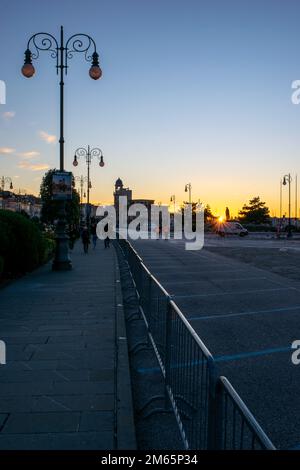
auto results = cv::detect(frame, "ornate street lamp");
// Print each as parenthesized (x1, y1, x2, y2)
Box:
(73, 146, 105, 226)
(74, 175, 89, 222)
(22, 26, 102, 271)
(170, 195, 176, 214)
(1, 176, 13, 192)
(0, 176, 13, 210)
(282, 174, 292, 238)
(185, 183, 192, 205)
(74, 175, 88, 205)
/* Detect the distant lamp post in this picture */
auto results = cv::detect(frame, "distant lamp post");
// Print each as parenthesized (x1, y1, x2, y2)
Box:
(74, 175, 88, 221)
(170, 195, 176, 213)
(0, 176, 13, 210)
(22, 26, 102, 271)
(282, 173, 292, 238)
(185, 183, 192, 205)
(1, 176, 13, 192)
(73, 146, 105, 226)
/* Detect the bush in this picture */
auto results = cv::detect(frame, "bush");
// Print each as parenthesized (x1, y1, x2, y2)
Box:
(0, 210, 54, 276)
(42, 237, 56, 264)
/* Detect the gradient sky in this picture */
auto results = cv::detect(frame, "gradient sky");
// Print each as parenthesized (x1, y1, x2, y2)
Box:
(1, 0, 300, 217)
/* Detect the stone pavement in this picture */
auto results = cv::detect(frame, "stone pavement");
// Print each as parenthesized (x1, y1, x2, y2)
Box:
(0, 240, 136, 449)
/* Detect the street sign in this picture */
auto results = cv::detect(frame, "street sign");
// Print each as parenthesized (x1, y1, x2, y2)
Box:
(52, 171, 72, 200)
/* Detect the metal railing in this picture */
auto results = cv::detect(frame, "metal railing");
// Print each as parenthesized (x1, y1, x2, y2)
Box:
(117, 237, 276, 450)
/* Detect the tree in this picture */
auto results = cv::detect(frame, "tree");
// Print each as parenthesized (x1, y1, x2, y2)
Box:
(238, 196, 270, 224)
(40, 169, 80, 226)
(225, 207, 230, 221)
(181, 202, 216, 229)
(204, 204, 216, 223)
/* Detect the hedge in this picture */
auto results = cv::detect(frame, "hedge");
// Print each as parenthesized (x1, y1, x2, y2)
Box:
(0, 210, 55, 277)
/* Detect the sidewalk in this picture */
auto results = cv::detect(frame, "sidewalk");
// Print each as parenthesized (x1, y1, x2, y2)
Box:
(0, 240, 136, 450)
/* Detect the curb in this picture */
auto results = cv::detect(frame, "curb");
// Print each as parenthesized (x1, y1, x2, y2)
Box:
(113, 247, 137, 450)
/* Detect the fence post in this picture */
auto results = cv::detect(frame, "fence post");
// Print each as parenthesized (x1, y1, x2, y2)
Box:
(164, 298, 172, 410)
(207, 359, 223, 449)
(147, 274, 152, 319)
(207, 358, 215, 449)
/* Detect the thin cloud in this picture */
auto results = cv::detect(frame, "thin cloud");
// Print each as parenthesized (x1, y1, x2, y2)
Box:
(17, 151, 40, 159)
(18, 161, 49, 171)
(0, 147, 15, 155)
(39, 130, 56, 144)
(2, 111, 15, 120)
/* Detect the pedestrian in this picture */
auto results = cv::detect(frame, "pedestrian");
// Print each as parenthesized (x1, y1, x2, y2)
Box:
(103, 223, 110, 248)
(91, 222, 97, 249)
(81, 226, 90, 254)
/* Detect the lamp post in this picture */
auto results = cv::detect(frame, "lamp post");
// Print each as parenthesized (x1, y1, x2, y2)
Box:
(1, 177, 13, 209)
(185, 183, 192, 205)
(295, 174, 298, 227)
(279, 178, 282, 220)
(170, 195, 176, 213)
(282, 174, 292, 238)
(73, 146, 104, 227)
(74, 175, 88, 205)
(1, 176, 13, 192)
(74, 175, 88, 222)
(21, 26, 102, 271)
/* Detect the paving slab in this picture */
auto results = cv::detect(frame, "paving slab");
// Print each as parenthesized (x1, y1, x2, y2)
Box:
(0, 242, 136, 449)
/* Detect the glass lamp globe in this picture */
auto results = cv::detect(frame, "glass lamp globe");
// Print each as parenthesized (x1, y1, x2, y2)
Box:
(21, 63, 35, 78)
(89, 65, 102, 80)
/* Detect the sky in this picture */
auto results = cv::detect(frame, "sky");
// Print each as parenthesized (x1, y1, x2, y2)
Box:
(1, 0, 300, 217)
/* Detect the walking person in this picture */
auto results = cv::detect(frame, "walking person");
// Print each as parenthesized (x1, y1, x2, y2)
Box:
(103, 223, 110, 248)
(81, 226, 90, 254)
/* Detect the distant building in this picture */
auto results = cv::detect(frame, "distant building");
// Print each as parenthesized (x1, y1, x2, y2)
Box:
(113, 178, 154, 229)
(0, 190, 42, 217)
(113, 178, 132, 207)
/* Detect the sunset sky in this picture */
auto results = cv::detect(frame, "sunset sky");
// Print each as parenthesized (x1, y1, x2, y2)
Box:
(1, 0, 300, 217)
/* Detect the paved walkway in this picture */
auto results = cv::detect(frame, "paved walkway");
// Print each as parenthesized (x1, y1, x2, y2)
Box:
(0, 241, 135, 449)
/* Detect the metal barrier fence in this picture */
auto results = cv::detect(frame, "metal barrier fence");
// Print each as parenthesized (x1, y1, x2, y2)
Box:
(117, 237, 276, 450)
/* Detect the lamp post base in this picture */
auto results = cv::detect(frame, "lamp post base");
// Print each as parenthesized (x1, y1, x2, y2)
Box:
(52, 236, 72, 271)
(52, 201, 72, 271)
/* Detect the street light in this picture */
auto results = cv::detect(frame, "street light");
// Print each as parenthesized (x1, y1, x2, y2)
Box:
(1, 176, 13, 192)
(1, 176, 13, 210)
(73, 146, 105, 227)
(282, 173, 292, 238)
(74, 175, 89, 222)
(185, 183, 192, 205)
(170, 195, 176, 213)
(22, 26, 102, 271)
